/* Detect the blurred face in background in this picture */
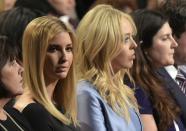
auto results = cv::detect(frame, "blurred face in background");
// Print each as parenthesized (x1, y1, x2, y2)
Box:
(174, 31, 186, 65)
(48, 0, 76, 16)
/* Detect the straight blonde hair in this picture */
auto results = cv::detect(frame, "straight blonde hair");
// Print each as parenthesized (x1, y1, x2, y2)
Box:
(22, 16, 77, 125)
(0, 0, 4, 12)
(76, 4, 138, 122)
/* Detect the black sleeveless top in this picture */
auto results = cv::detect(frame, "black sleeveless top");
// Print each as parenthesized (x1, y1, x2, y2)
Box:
(21, 103, 79, 131)
(0, 106, 33, 131)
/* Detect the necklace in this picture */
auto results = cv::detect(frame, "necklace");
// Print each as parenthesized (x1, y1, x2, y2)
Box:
(0, 109, 24, 131)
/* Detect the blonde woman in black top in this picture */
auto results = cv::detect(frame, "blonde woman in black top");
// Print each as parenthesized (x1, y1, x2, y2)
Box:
(14, 16, 78, 131)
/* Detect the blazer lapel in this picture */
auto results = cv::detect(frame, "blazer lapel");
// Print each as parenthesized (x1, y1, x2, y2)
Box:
(157, 67, 186, 125)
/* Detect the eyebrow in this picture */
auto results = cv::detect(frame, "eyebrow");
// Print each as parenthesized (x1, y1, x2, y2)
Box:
(50, 43, 73, 46)
(161, 33, 171, 37)
(123, 32, 136, 36)
(66, 43, 73, 46)
(123, 33, 130, 36)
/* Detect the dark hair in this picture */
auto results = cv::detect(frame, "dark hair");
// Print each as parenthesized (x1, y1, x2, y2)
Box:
(168, 4, 186, 38)
(0, 36, 18, 98)
(159, 0, 186, 38)
(75, 0, 95, 20)
(0, 7, 43, 60)
(132, 10, 167, 49)
(15, 0, 59, 16)
(92, 0, 137, 11)
(131, 9, 180, 131)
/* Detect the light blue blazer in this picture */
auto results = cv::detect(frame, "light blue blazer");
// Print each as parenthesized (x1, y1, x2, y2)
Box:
(77, 80, 143, 131)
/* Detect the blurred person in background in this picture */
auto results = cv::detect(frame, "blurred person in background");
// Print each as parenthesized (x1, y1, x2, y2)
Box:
(15, 0, 78, 29)
(0, 7, 43, 61)
(92, 0, 138, 13)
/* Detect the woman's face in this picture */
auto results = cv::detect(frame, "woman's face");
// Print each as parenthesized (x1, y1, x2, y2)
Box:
(1, 59, 24, 97)
(174, 31, 186, 65)
(48, 0, 75, 16)
(111, 18, 137, 73)
(147, 22, 178, 68)
(44, 32, 73, 82)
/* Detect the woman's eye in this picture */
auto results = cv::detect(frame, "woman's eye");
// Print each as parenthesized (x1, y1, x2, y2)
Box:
(66, 46, 73, 52)
(123, 37, 130, 43)
(162, 37, 168, 41)
(162, 35, 171, 41)
(16, 59, 23, 66)
(47, 45, 58, 52)
(10, 59, 17, 66)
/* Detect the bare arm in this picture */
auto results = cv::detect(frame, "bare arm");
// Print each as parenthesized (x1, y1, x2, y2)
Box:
(140, 114, 158, 131)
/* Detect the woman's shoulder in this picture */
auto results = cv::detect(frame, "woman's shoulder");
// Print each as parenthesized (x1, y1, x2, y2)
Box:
(13, 93, 35, 112)
(126, 81, 150, 100)
(4, 105, 33, 131)
(77, 80, 100, 96)
(22, 102, 44, 110)
(21, 102, 48, 117)
(13, 95, 50, 120)
(133, 85, 153, 114)
(77, 80, 94, 89)
(77, 80, 106, 106)
(134, 85, 149, 98)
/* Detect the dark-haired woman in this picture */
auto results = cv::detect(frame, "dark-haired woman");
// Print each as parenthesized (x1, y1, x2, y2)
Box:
(130, 9, 185, 131)
(0, 36, 32, 131)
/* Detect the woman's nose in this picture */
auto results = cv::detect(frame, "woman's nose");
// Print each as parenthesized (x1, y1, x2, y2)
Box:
(131, 38, 137, 48)
(171, 35, 178, 48)
(59, 51, 67, 63)
(17, 62, 24, 76)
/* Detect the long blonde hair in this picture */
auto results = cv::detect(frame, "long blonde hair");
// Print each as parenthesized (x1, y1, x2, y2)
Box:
(22, 16, 77, 125)
(0, 0, 4, 12)
(76, 4, 138, 122)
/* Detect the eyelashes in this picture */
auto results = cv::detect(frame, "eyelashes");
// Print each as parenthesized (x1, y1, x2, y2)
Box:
(47, 44, 73, 53)
(122, 35, 136, 44)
